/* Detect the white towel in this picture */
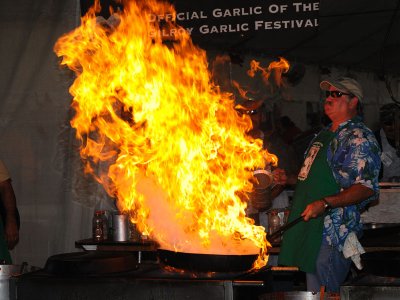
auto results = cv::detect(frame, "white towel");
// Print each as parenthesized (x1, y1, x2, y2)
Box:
(343, 231, 365, 270)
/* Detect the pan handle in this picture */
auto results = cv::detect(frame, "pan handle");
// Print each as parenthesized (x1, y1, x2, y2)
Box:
(268, 215, 304, 241)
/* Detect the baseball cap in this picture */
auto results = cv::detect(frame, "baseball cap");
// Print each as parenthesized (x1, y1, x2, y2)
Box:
(320, 77, 363, 101)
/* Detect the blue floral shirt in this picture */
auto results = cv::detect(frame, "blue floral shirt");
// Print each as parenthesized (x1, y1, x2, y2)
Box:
(308, 117, 381, 251)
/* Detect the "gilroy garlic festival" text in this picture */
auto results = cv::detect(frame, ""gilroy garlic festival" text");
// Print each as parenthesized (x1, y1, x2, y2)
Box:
(148, 3, 319, 37)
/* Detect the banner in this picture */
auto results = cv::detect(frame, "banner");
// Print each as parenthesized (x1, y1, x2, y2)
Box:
(82, 0, 320, 54)
(168, 1, 318, 33)
(158, 0, 320, 52)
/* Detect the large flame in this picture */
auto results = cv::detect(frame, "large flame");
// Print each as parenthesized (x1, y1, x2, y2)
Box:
(54, 0, 286, 268)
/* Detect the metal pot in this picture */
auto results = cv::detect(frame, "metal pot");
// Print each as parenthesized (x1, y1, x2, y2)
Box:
(157, 249, 258, 273)
(248, 169, 274, 212)
(248, 188, 273, 212)
(0, 264, 27, 300)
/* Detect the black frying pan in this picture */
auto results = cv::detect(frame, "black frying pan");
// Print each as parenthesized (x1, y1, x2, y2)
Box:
(157, 216, 306, 272)
(157, 249, 259, 273)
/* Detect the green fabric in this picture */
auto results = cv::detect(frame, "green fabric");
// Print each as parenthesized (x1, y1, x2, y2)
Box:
(278, 130, 338, 273)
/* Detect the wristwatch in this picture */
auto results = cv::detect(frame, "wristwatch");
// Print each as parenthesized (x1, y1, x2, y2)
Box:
(321, 198, 331, 210)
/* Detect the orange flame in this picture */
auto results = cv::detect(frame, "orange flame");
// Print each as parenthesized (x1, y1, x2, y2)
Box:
(54, 0, 285, 268)
(248, 57, 290, 88)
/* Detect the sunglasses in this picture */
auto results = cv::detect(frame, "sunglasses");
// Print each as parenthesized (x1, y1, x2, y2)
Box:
(325, 90, 353, 98)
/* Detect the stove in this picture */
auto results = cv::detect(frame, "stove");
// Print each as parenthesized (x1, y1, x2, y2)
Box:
(341, 273, 400, 300)
(10, 251, 289, 300)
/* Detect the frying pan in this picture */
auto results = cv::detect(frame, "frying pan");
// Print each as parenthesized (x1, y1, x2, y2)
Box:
(157, 249, 259, 273)
(157, 217, 306, 273)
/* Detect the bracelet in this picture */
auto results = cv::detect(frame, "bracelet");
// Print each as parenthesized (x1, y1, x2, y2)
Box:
(321, 198, 331, 210)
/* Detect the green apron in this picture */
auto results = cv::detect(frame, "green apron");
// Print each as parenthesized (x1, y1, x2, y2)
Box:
(278, 130, 339, 273)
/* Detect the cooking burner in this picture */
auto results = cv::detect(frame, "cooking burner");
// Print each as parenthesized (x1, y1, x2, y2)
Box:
(341, 273, 400, 299)
(13, 261, 272, 300)
(43, 251, 138, 276)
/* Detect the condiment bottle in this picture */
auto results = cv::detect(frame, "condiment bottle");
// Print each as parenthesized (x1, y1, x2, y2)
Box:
(268, 209, 281, 243)
(92, 210, 105, 242)
(283, 208, 290, 225)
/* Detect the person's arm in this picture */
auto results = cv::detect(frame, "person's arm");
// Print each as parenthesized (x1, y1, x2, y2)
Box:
(0, 179, 19, 249)
(301, 126, 381, 221)
(301, 184, 374, 221)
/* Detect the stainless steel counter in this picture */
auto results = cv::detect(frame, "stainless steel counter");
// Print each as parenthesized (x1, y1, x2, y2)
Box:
(361, 184, 400, 224)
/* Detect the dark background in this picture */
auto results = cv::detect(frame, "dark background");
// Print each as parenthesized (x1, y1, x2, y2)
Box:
(80, 0, 400, 77)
